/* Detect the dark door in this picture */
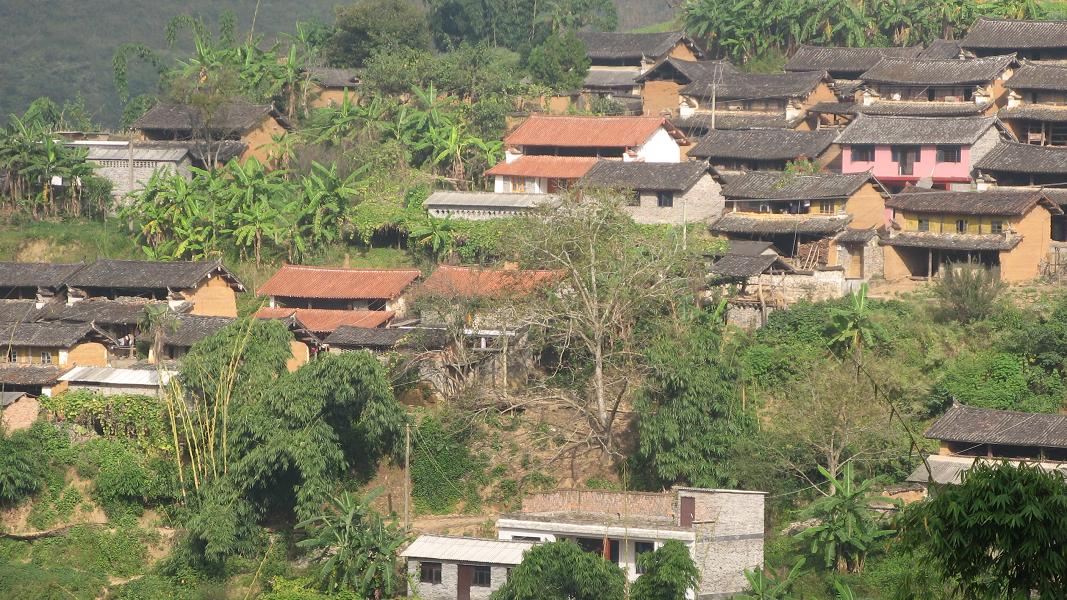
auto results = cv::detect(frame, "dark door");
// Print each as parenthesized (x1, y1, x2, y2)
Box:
(457, 564, 473, 600)
(680, 496, 696, 527)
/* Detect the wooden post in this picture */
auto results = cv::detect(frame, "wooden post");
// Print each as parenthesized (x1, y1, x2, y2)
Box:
(602, 537, 611, 560)
(404, 423, 411, 529)
(927, 250, 933, 281)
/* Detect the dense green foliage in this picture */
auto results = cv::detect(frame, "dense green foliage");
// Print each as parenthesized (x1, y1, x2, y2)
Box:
(684, 0, 1049, 61)
(931, 263, 1006, 324)
(0, 425, 52, 505)
(490, 540, 627, 600)
(523, 32, 591, 92)
(297, 490, 408, 595)
(328, 0, 432, 67)
(634, 307, 752, 489)
(411, 415, 486, 513)
(900, 462, 1067, 599)
(630, 540, 701, 600)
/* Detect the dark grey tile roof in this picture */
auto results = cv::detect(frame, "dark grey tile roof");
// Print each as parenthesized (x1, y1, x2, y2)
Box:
(888, 187, 1059, 216)
(808, 101, 856, 115)
(999, 105, 1067, 122)
(580, 161, 709, 192)
(689, 129, 836, 161)
(975, 141, 1067, 174)
(918, 39, 965, 59)
(674, 112, 800, 131)
(883, 231, 1020, 250)
(576, 31, 688, 60)
(0, 262, 84, 291)
(0, 365, 65, 387)
(682, 71, 828, 101)
(709, 254, 779, 278)
(636, 58, 738, 84)
(0, 321, 101, 347)
(0, 391, 27, 407)
(784, 45, 922, 75)
(324, 326, 447, 349)
(68, 259, 244, 292)
(835, 114, 998, 145)
(836, 228, 879, 243)
(857, 102, 986, 116)
(860, 54, 1015, 86)
(159, 315, 235, 347)
(132, 102, 287, 133)
(1005, 62, 1067, 91)
(723, 171, 874, 200)
(710, 213, 852, 235)
(0, 301, 43, 323)
(925, 403, 1067, 447)
(308, 67, 360, 88)
(961, 18, 1067, 50)
(583, 70, 638, 89)
(726, 240, 776, 256)
(37, 299, 162, 326)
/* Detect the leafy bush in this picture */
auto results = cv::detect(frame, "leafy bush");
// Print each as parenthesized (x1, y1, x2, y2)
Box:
(930, 350, 1062, 413)
(931, 264, 1004, 324)
(75, 438, 178, 518)
(42, 391, 167, 449)
(411, 414, 486, 514)
(0, 427, 51, 505)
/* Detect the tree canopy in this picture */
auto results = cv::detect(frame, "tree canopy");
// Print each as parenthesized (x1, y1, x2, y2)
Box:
(328, 0, 432, 67)
(490, 540, 626, 600)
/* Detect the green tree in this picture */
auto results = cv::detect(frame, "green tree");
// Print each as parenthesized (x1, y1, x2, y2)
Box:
(930, 350, 1062, 413)
(796, 463, 895, 574)
(901, 462, 1067, 599)
(630, 540, 700, 600)
(931, 263, 1004, 324)
(634, 306, 752, 489)
(735, 558, 806, 600)
(490, 540, 626, 600)
(329, 0, 432, 67)
(297, 489, 409, 596)
(0, 426, 49, 505)
(524, 31, 590, 92)
(827, 283, 884, 358)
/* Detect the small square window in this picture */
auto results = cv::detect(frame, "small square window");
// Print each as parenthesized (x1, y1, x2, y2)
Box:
(472, 565, 491, 587)
(657, 191, 674, 208)
(819, 200, 835, 214)
(41, 352, 52, 364)
(956, 219, 968, 233)
(635, 541, 655, 575)
(936, 145, 962, 163)
(917, 218, 930, 232)
(850, 146, 874, 162)
(7, 350, 16, 363)
(420, 562, 442, 584)
(510, 177, 526, 193)
(990, 220, 1004, 233)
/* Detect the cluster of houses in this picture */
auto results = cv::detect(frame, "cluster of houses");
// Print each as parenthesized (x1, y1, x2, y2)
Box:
(24, 17, 1067, 600)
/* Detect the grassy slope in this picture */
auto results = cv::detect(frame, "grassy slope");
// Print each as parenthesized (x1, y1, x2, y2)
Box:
(0, 1, 676, 128)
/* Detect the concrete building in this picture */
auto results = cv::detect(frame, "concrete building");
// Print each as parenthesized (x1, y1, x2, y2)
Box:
(496, 487, 766, 599)
(579, 160, 723, 225)
(401, 535, 534, 600)
(73, 141, 192, 201)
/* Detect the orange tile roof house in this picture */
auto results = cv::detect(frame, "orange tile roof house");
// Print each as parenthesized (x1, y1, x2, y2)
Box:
(417, 265, 562, 300)
(487, 115, 687, 195)
(257, 265, 421, 313)
(254, 307, 394, 334)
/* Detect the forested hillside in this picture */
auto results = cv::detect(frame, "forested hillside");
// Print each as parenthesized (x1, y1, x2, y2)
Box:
(0, 0, 675, 127)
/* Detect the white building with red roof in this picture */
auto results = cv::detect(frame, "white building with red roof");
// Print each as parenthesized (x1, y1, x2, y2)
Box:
(486, 115, 688, 194)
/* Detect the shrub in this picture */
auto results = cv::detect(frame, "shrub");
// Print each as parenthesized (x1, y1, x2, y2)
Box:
(930, 350, 1062, 413)
(0, 427, 51, 505)
(411, 415, 485, 514)
(76, 438, 178, 518)
(931, 263, 1004, 324)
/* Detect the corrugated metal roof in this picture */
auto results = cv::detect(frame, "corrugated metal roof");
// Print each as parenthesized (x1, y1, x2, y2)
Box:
(59, 366, 174, 386)
(85, 146, 189, 162)
(401, 535, 535, 565)
(425, 191, 557, 210)
(258, 265, 420, 301)
(907, 454, 1067, 485)
(504, 115, 670, 148)
(485, 156, 599, 179)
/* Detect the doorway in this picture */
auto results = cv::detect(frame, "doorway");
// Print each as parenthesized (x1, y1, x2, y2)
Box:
(457, 564, 472, 600)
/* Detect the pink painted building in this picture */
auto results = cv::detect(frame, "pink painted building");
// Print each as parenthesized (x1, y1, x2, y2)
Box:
(836, 114, 1006, 191)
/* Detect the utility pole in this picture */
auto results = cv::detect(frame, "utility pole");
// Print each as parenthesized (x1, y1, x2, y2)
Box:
(404, 422, 411, 529)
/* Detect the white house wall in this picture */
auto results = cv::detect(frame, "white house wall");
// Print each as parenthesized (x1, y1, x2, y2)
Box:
(633, 128, 682, 163)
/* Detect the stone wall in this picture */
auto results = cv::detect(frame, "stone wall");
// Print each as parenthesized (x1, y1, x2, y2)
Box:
(90, 161, 190, 203)
(521, 489, 674, 518)
(681, 490, 766, 598)
(624, 174, 724, 225)
(406, 560, 509, 600)
(750, 269, 846, 302)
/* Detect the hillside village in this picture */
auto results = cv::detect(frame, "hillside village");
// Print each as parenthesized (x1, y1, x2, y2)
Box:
(5, 2, 1067, 599)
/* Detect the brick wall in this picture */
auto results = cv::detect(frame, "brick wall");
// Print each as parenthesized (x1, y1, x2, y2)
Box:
(1, 396, 39, 431)
(91, 161, 191, 202)
(521, 489, 674, 518)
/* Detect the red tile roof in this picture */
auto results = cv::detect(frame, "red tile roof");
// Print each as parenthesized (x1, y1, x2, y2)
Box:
(485, 156, 599, 179)
(417, 265, 562, 299)
(257, 265, 420, 300)
(255, 307, 394, 333)
(504, 115, 674, 148)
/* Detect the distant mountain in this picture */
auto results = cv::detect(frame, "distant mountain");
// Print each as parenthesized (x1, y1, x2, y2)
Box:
(0, 0, 678, 128)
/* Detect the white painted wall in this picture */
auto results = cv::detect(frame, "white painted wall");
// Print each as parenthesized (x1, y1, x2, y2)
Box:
(633, 128, 681, 163)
